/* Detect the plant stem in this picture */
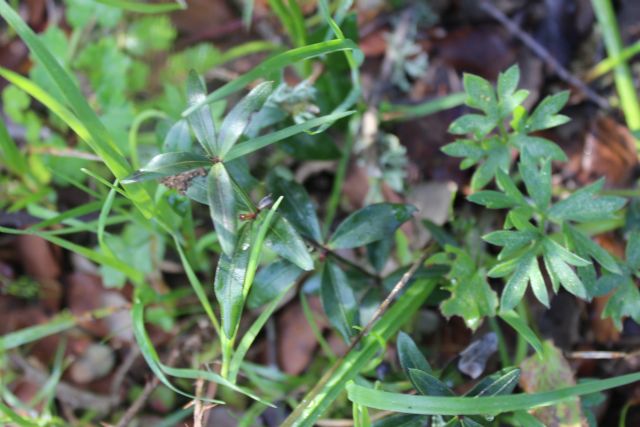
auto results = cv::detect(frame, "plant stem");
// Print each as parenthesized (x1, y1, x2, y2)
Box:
(323, 117, 356, 236)
(591, 0, 640, 132)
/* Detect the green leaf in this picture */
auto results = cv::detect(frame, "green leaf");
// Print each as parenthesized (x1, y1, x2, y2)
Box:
(247, 260, 302, 309)
(548, 179, 626, 223)
(441, 270, 498, 331)
(94, 0, 186, 13)
(564, 225, 621, 275)
(224, 110, 354, 162)
(500, 253, 537, 311)
(207, 163, 238, 257)
(626, 230, 640, 271)
(463, 73, 497, 117)
(320, 261, 359, 342)
(214, 224, 252, 338)
(163, 119, 193, 152)
(525, 91, 570, 132)
(497, 65, 520, 104)
(465, 368, 520, 397)
(448, 114, 496, 137)
(123, 152, 210, 183)
(510, 135, 567, 162)
(542, 239, 588, 299)
(467, 191, 518, 209)
(602, 278, 640, 329)
(519, 156, 551, 210)
(409, 369, 455, 396)
(440, 139, 484, 160)
(186, 70, 218, 156)
(182, 39, 358, 117)
(219, 81, 273, 157)
(328, 203, 417, 249)
(470, 144, 511, 190)
(397, 332, 432, 386)
(264, 212, 314, 271)
(267, 171, 323, 242)
(372, 414, 427, 427)
(498, 310, 544, 358)
(347, 370, 640, 416)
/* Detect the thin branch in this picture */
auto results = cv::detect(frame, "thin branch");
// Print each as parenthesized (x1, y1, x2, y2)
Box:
(479, 0, 610, 110)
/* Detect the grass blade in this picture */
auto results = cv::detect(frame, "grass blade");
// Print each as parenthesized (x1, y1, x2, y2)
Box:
(498, 310, 544, 358)
(95, 0, 186, 13)
(0, 3, 155, 216)
(347, 371, 640, 415)
(224, 110, 354, 162)
(181, 39, 358, 118)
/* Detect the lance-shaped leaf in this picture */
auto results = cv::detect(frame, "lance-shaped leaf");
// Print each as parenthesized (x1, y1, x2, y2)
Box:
(123, 152, 211, 183)
(499, 252, 544, 311)
(397, 332, 432, 390)
(267, 171, 322, 242)
(214, 224, 252, 338)
(218, 81, 273, 157)
(320, 261, 359, 342)
(408, 369, 455, 396)
(264, 212, 314, 271)
(186, 70, 218, 155)
(247, 260, 302, 309)
(163, 119, 192, 152)
(207, 163, 238, 257)
(465, 367, 521, 397)
(328, 203, 417, 249)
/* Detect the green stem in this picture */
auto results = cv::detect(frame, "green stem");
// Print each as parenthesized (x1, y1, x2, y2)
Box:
(591, 0, 640, 132)
(323, 117, 356, 236)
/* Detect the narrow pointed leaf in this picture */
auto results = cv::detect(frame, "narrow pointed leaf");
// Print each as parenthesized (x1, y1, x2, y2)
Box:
(267, 172, 322, 242)
(264, 212, 314, 271)
(499, 310, 544, 357)
(219, 81, 273, 156)
(186, 70, 218, 155)
(397, 331, 432, 384)
(465, 368, 520, 397)
(320, 261, 359, 342)
(207, 163, 238, 256)
(408, 369, 455, 396)
(328, 203, 417, 249)
(500, 253, 535, 311)
(123, 152, 210, 183)
(214, 224, 252, 338)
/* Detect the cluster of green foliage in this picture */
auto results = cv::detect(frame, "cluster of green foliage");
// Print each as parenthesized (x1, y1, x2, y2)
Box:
(1, 1, 640, 426)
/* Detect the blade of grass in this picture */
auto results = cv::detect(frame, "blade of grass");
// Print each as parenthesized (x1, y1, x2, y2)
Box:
(128, 110, 168, 170)
(0, 306, 123, 350)
(228, 281, 295, 382)
(591, 0, 640, 132)
(95, 0, 186, 13)
(224, 110, 354, 161)
(0, 401, 39, 427)
(587, 40, 640, 80)
(0, 117, 27, 176)
(0, 4, 155, 216)
(181, 39, 358, 118)
(498, 310, 544, 358)
(347, 371, 640, 415)
(380, 93, 466, 122)
(132, 294, 272, 404)
(0, 225, 144, 281)
(281, 279, 438, 427)
(172, 234, 221, 335)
